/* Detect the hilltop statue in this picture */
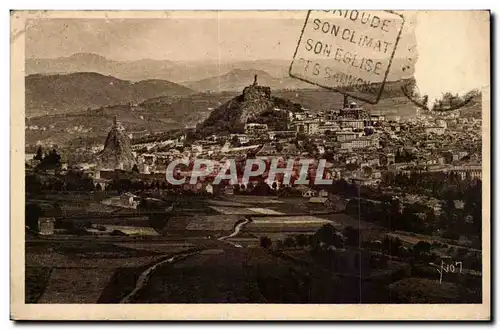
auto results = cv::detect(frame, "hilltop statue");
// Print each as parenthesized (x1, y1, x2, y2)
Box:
(241, 74, 270, 102)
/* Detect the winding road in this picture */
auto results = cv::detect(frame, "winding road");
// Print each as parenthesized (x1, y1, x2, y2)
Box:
(217, 216, 252, 246)
(120, 217, 252, 303)
(120, 250, 200, 303)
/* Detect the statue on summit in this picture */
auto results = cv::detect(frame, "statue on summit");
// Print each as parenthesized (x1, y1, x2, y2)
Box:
(241, 73, 270, 101)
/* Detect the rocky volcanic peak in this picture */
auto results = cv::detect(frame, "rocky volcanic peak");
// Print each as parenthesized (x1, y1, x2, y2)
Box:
(197, 75, 301, 137)
(239, 75, 273, 122)
(97, 116, 136, 170)
(198, 75, 273, 134)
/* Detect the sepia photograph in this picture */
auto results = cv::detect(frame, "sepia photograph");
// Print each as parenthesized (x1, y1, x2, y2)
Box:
(10, 9, 490, 320)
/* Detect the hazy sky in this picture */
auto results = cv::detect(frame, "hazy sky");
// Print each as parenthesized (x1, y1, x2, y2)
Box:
(25, 11, 417, 62)
(26, 14, 308, 61)
(23, 11, 488, 105)
(413, 11, 489, 106)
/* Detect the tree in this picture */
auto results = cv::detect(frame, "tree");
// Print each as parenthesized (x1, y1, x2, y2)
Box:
(253, 180, 272, 196)
(231, 135, 241, 147)
(303, 139, 318, 156)
(25, 174, 42, 193)
(48, 149, 61, 167)
(362, 166, 373, 177)
(364, 127, 374, 135)
(413, 240, 431, 259)
(382, 236, 403, 256)
(324, 149, 335, 162)
(295, 234, 309, 247)
(343, 226, 360, 246)
(284, 236, 296, 248)
(260, 236, 272, 249)
(312, 223, 344, 249)
(81, 177, 95, 191)
(345, 163, 359, 171)
(33, 146, 43, 161)
(37, 148, 62, 170)
(109, 178, 133, 193)
(26, 203, 42, 230)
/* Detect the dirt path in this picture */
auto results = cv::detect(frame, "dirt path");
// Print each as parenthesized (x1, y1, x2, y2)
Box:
(218, 217, 251, 242)
(120, 218, 252, 303)
(120, 251, 200, 303)
(217, 217, 252, 248)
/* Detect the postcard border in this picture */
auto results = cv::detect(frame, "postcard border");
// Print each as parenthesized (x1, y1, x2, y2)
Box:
(10, 10, 491, 321)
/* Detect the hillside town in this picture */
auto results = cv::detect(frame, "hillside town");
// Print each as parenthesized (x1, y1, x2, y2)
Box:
(25, 76, 483, 304)
(28, 77, 481, 192)
(19, 10, 488, 311)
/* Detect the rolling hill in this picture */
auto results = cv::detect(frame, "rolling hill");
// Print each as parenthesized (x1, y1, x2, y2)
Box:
(184, 69, 314, 92)
(25, 79, 422, 147)
(25, 74, 482, 153)
(25, 72, 194, 117)
(24, 91, 239, 148)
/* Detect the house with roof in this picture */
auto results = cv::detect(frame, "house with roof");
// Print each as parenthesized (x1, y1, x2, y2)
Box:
(295, 185, 318, 198)
(101, 192, 140, 209)
(204, 183, 214, 194)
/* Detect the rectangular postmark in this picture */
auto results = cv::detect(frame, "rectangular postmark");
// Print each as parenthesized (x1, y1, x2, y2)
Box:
(289, 10, 405, 104)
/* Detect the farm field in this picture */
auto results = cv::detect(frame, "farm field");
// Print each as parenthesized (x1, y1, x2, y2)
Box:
(25, 239, 199, 303)
(25, 193, 482, 304)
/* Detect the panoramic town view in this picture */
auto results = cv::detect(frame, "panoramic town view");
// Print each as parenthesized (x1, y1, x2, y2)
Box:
(24, 12, 484, 305)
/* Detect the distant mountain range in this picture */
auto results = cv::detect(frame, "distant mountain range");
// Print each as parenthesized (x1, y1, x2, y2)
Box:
(24, 55, 315, 117)
(25, 54, 316, 117)
(26, 52, 415, 85)
(26, 53, 296, 84)
(26, 53, 179, 82)
(25, 72, 194, 117)
(184, 69, 314, 92)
